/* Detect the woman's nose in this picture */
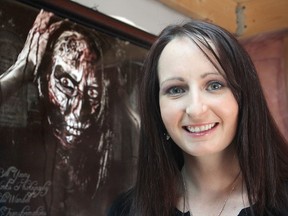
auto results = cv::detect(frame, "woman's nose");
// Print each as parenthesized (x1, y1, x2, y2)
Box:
(185, 93, 208, 117)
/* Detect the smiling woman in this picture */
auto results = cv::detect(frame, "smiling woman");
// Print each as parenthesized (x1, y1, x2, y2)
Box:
(108, 20, 288, 216)
(158, 37, 239, 158)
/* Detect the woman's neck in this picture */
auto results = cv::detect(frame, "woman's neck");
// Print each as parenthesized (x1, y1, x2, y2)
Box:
(178, 146, 248, 216)
(182, 146, 240, 192)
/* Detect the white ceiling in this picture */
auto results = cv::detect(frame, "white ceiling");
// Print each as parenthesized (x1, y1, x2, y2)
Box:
(71, 0, 191, 35)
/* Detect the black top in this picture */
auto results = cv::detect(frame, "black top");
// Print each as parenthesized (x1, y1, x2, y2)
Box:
(108, 192, 288, 216)
(174, 208, 250, 216)
(174, 207, 288, 216)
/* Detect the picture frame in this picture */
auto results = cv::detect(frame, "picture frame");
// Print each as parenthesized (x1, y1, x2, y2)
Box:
(0, 0, 156, 215)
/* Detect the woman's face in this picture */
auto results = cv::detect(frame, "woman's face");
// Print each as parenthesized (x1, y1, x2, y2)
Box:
(158, 36, 238, 157)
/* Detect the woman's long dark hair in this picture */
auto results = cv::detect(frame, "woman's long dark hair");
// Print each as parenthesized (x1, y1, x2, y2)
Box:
(131, 20, 288, 215)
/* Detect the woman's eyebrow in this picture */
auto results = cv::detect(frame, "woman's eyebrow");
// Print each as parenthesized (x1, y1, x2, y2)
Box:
(200, 72, 221, 79)
(160, 77, 184, 87)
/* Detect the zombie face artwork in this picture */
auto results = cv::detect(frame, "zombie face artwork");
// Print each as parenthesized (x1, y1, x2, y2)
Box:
(45, 30, 102, 149)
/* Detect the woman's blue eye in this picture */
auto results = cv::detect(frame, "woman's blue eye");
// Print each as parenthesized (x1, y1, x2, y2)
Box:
(168, 87, 185, 95)
(207, 81, 223, 91)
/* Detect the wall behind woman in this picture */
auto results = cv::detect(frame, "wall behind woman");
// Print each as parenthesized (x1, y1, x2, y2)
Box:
(242, 33, 288, 141)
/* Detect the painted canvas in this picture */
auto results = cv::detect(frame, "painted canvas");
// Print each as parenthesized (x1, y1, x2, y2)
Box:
(0, 0, 154, 215)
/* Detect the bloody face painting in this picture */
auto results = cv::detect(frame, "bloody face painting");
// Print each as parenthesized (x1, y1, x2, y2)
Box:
(46, 31, 102, 149)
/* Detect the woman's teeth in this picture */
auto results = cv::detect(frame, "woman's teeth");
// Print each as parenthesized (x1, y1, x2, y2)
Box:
(186, 123, 216, 133)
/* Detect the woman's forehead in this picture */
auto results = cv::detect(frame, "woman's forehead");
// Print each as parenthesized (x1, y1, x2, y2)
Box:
(159, 36, 224, 75)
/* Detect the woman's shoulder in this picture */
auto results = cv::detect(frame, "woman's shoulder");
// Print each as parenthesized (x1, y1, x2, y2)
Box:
(107, 189, 133, 216)
(273, 181, 288, 215)
(237, 208, 287, 216)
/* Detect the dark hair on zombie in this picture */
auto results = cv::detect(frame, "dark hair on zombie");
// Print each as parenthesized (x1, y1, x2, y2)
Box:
(129, 20, 288, 215)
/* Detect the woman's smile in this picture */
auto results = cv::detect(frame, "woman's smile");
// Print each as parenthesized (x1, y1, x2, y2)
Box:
(185, 123, 217, 133)
(183, 122, 218, 137)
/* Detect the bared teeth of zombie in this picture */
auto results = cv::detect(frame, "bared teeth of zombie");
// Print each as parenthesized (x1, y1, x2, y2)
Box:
(66, 125, 81, 136)
(73, 122, 83, 129)
(67, 121, 90, 129)
(67, 119, 73, 127)
(67, 135, 73, 143)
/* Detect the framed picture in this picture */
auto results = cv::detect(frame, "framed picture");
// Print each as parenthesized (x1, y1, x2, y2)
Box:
(0, 0, 156, 215)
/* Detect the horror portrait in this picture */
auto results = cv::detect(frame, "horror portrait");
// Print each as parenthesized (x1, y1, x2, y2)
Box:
(0, 1, 148, 215)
